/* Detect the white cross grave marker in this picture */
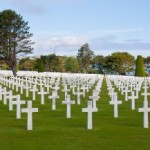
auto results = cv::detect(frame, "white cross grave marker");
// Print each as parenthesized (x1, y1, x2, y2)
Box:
(21, 101, 38, 130)
(8, 93, 18, 111)
(82, 101, 98, 129)
(141, 86, 150, 102)
(123, 87, 130, 101)
(62, 95, 75, 118)
(109, 93, 122, 118)
(128, 91, 137, 110)
(4, 90, 13, 107)
(74, 87, 83, 105)
(0, 87, 7, 101)
(24, 83, 30, 97)
(38, 87, 47, 104)
(62, 85, 70, 100)
(12, 95, 26, 119)
(138, 100, 150, 128)
(3, 90, 11, 105)
(48, 90, 60, 110)
(30, 84, 38, 100)
(89, 92, 99, 109)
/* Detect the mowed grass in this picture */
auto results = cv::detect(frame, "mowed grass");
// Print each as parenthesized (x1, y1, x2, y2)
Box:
(0, 77, 150, 150)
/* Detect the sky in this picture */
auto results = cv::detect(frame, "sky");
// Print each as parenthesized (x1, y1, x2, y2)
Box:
(0, 0, 150, 57)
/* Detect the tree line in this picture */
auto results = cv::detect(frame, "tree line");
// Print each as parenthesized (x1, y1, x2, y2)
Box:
(10, 44, 150, 75)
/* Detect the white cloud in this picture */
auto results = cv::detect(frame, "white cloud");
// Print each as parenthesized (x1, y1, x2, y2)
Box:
(86, 28, 150, 56)
(32, 34, 150, 57)
(89, 36, 150, 55)
(33, 35, 88, 55)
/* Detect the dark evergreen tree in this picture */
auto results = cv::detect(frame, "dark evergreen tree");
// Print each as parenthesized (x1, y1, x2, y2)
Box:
(135, 55, 146, 77)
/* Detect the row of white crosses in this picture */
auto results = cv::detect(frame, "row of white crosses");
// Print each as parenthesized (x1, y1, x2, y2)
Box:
(88, 77, 103, 109)
(138, 78, 150, 128)
(2, 72, 150, 129)
(61, 76, 95, 106)
(0, 72, 102, 130)
(0, 83, 38, 130)
(1, 72, 98, 108)
(58, 75, 103, 129)
(82, 76, 104, 129)
(106, 78, 122, 118)
(106, 75, 150, 128)
(107, 75, 140, 110)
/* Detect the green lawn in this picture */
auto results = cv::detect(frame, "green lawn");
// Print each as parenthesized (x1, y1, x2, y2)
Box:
(0, 77, 150, 150)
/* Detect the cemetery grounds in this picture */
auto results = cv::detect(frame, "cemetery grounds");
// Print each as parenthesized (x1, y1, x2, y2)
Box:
(0, 72, 150, 150)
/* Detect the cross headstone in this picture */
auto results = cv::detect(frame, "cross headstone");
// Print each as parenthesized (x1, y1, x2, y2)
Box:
(62, 85, 70, 100)
(24, 83, 30, 97)
(71, 83, 76, 95)
(4, 90, 13, 107)
(3, 90, 11, 105)
(62, 95, 75, 118)
(20, 83, 24, 94)
(30, 84, 38, 100)
(134, 84, 140, 99)
(82, 101, 98, 129)
(123, 87, 130, 101)
(21, 101, 38, 130)
(38, 87, 47, 104)
(15, 80, 19, 92)
(0, 87, 7, 101)
(48, 90, 60, 110)
(89, 92, 99, 109)
(128, 91, 137, 110)
(141, 86, 150, 102)
(138, 100, 150, 128)
(8, 93, 18, 111)
(74, 87, 83, 105)
(109, 93, 122, 118)
(12, 95, 26, 119)
(81, 84, 86, 97)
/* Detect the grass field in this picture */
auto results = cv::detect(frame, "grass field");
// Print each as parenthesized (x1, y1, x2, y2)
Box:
(0, 77, 150, 150)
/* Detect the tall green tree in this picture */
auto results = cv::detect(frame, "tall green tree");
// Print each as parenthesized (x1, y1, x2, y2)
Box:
(0, 9, 34, 76)
(106, 52, 134, 75)
(34, 58, 44, 72)
(65, 57, 79, 72)
(34, 54, 65, 72)
(77, 43, 94, 72)
(92, 55, 106, 73)
(19, 57, 36, 71)
(40, 54, 65, 72)
(53, 56, 65, 72)
(135, 55, 146, 77)
(40, 54, 56, 72)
